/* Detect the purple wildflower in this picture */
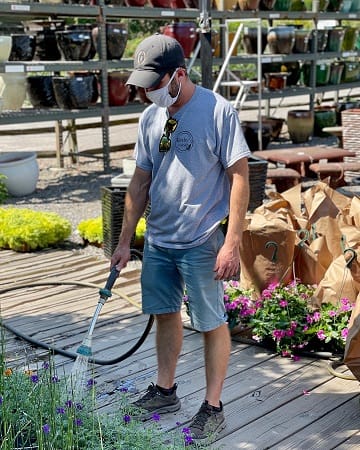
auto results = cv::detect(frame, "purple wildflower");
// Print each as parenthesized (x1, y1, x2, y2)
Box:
(273, 329, 286, 340)
(341, 328, 349, 339)
(42, 424, 50, 434)
(328, 310, 337, 317)
(65, 400, 73, 408)
(152, 412, 161, 422)
(123, 414, 131, 424)
(75, 403, 83, 410)
(74, 418, 83, 427)
(42, 362, 50, 370)
(51, 376, 60, 383)
(313, 312, 321, 322)
(30, 374, 39, 383)
(56, 407, 65, 414)
(87, 378, 97, 387)
(0, 396, 3, 405)
(279, 300, 288, 307)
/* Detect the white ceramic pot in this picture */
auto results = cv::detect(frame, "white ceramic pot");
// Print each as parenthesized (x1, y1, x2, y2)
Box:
(0, 36, 12, 62)
(0, 72, 26, 111)
(0, 152, 39, 196)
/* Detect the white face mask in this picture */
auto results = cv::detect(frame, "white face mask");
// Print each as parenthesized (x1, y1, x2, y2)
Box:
(145, 69, 181, 108)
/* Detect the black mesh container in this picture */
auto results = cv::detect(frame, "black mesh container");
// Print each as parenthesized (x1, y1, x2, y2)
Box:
(101, 186, 128, 259)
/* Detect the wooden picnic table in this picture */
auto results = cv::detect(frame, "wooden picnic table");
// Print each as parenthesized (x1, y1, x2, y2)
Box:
(253, 146, 356, 177)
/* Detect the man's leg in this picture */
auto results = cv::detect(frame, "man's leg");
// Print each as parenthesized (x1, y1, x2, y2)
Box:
(156, 311, 183, 389)
(203, 323, 231, 407)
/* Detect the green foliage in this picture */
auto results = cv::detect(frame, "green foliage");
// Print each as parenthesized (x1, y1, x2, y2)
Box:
(0, 350, 209, 449)
(77, 216, 146, 246)
(0, 208, 71, 252)
(0, 175, 8, 205)
(77, 217, 103, 245)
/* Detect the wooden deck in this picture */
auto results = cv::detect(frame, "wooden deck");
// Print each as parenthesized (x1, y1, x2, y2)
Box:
(1, 248, 360, 449)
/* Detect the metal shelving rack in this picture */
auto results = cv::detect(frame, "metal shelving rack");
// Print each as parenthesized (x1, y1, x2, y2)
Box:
(0, 4, 359, 168)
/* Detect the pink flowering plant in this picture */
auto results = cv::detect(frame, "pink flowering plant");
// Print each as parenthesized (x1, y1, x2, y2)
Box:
(220, 280, 354, 357)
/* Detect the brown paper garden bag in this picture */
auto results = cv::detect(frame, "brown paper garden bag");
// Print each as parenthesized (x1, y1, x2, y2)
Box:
(344, 292, 360, 381)
(293, 232, 327, 286)
(240, 212, 296, 294)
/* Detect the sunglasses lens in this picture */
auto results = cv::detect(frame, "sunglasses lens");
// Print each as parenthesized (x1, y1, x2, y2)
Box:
(166, 118, 178, 133)
(159, 117, 178, 153)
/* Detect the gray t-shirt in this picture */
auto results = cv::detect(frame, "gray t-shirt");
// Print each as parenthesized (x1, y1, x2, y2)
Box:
(134, 85, 250, 249)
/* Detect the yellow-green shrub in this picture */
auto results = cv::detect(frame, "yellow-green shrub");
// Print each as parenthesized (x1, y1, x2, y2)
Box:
(0, 208, 71, 252)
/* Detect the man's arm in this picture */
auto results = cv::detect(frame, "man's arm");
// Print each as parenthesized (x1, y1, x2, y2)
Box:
(214, 157, 249, 280)
(110, 166, 151, 271)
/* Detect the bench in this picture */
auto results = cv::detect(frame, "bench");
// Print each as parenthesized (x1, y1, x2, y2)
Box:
(266, 167, 301, 192)
(309, 162, 360, 188)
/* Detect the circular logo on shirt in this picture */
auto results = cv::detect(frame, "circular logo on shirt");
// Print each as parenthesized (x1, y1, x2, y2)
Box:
(174, 131, 193, 152)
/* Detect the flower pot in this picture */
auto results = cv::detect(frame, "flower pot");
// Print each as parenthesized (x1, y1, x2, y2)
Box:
(314, 106, 337, 136)
(293, 28, 311, 53)
(264, 72, 289, 90)
(9, 34, 36, 61)
(267, 26, 295, 54)
(107, 71, 131, 106)
(326, 27, 345, 52)
(274, 0, 291, 9)
(304, 0, 329, 9)
(262, 61, 301, 86)
(26, 75, 57, 108)
(213, 0, 238, 9)
(341, 0, 353, 11)
(0, 72, 26, 111)
(287, 109, 314, 143)
(342, 27, 359, 51)
(55, 30, 93, 61)
(162, 22, 197, 58)
(0, 152, 39, 196)
(308, 29, 328, 52)
(92, 22, 128, 60)
(148, 0, 174, 5)
(66, 23, 97, 59)
(242, 27, 268, 54)
(289, 0, 306, 10)
(52, 74, 98, 109)
(350, 0, 360, 10)
(0, 35, 12, 62)
(23, 20, 65, 61)
(238, 0, 260, 10)
(329, 62, 344, 86)
(341, 61, 360, 83)
(259, 0, 276, 8)
(327, 0, 344, 10)
(301, 61, 331, 86)
(241, 121, 272, 151)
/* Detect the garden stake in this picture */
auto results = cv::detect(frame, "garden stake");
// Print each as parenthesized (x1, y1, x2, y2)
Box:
(71, 267, 120, 396)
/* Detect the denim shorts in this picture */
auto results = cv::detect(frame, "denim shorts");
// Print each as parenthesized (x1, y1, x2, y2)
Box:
(141, 228, 227, 332)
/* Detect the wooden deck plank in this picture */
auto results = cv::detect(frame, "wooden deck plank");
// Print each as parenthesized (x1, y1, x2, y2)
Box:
(1, 248, 360, 449)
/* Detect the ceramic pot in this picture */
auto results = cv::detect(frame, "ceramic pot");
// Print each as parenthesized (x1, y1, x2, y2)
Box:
(259, 0, 276, 8)
(314, 106, 337, 136)
(23, 20, 65, 61)
(69, 72, 99, 104)
(261, 116, 285, 139)
(350, 0, 360, 10)
(326, 27, 345, 52)
(287, 109, 314, 143)
(55, 30, 93, 61)
(341, 61, 360, 83)
(9, 34, 36, 61)
(267, 26, 295, 54)
(213, 0, 238, 9)
(302, 61, 331, 86)
(342, 27, 359, 51)
(66, 24, 97, 59)
(149, 0, 174, 5)
(0, 35, 12, 62)
(273, 0, 291, 9)
(327, 0, 344, 10)
(0, 152, 39, 197)
(289, 0, 306, 10)
(26, 75, 57, 108)
(293, 29, 311, 53)
(52, 75, 98, 109)
(92, 22, 128, 60)
(238, 0, 260, 9)
(107, 71, 131, 106)
(0, 72, 26, 111)
(308, 29, 328, 52)
(264, 72, 289, 90)
(304, 0, 329, 9)
(329, 62, 344, 85)
(242, 27, 268, 54)
(241, 121, 272, 151)
(163, 22, 197, 58)
(262, 61, 300, 86)
(341, 0, 353, 11)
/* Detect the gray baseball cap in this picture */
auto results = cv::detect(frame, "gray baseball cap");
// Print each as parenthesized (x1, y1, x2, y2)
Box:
(126, 33, 185, 89)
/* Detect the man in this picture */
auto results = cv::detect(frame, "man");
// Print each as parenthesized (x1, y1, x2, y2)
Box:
(111, 33, 250, 444)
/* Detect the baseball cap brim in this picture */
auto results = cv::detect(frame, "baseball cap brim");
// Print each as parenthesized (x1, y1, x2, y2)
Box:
(126, 68, 167, 89)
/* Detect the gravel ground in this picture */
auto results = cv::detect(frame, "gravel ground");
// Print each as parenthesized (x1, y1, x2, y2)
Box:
(3, 152, 133, 257)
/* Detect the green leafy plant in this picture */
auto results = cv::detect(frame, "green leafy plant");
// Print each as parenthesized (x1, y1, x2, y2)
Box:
(188, 281, 353, 358)
(0, 175, 8, 205)
(0, 341, 207, 449)
(77, 217, 103, 245)
(77, 216, 147, 246)
(0, 208, 71, 252)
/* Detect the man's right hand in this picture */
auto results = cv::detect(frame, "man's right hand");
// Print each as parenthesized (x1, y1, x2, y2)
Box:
(110, 243, 131, 272)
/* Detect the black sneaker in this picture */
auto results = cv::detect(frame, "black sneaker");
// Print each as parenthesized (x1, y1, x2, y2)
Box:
(188, 401, 226, 444)
(131, 383, 181, 420)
